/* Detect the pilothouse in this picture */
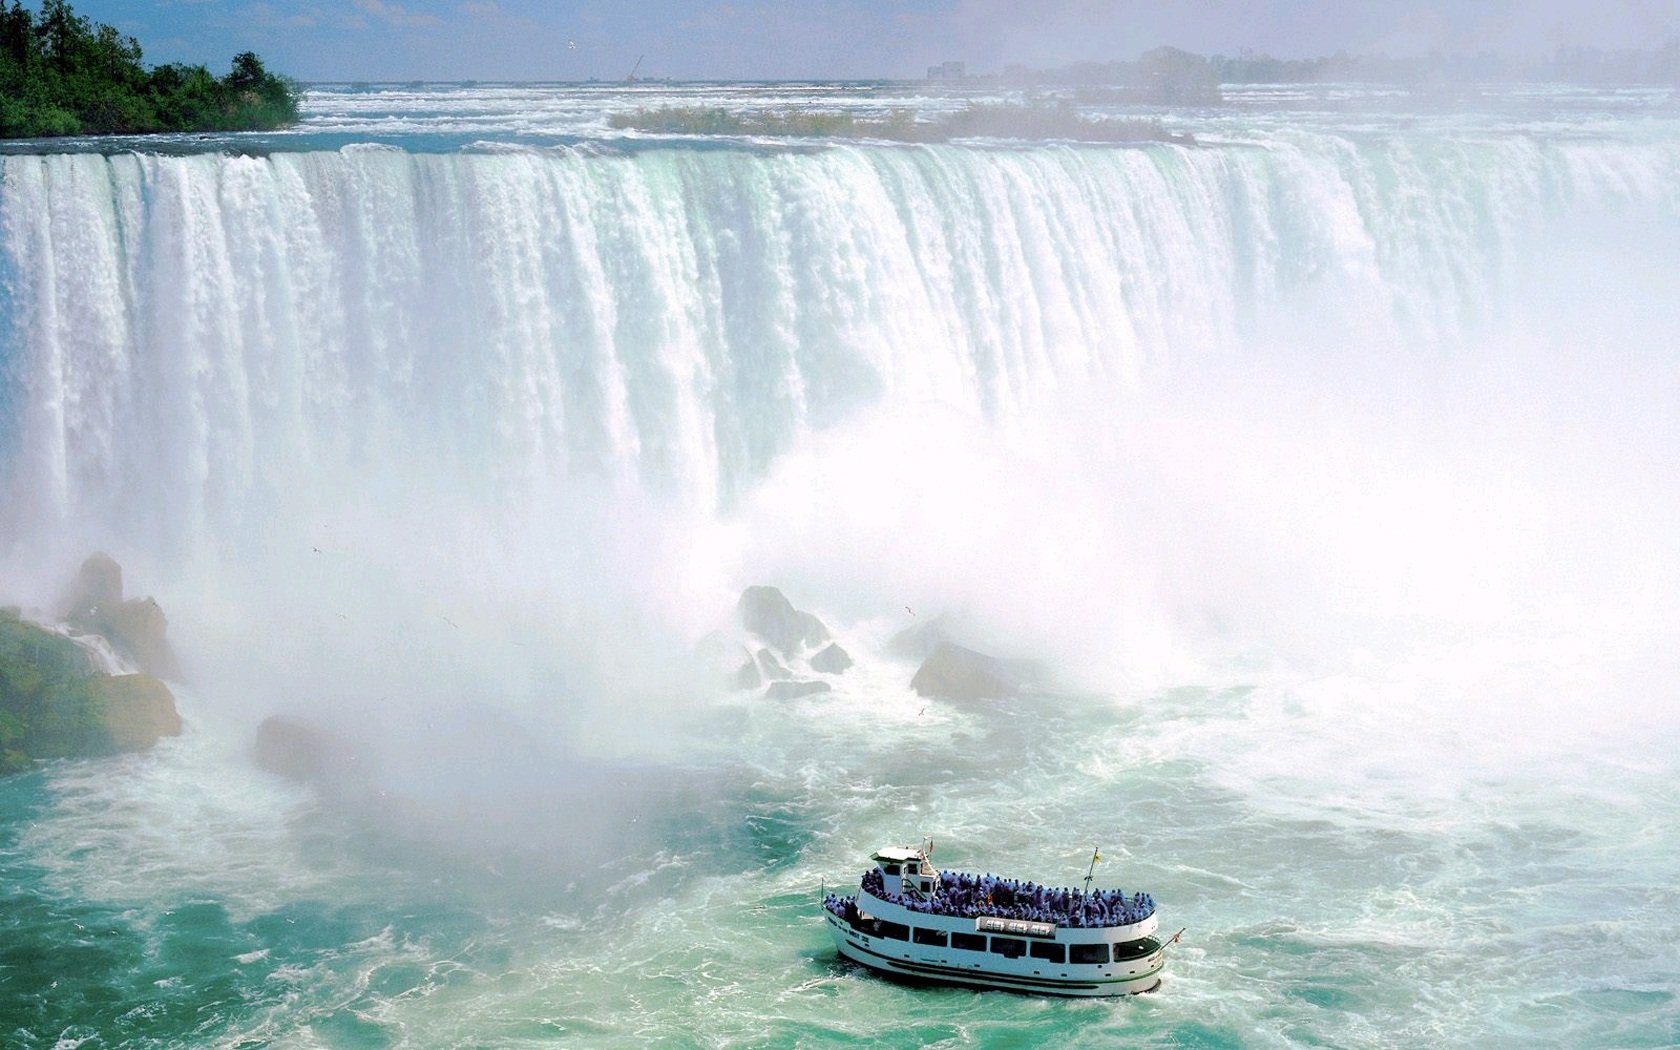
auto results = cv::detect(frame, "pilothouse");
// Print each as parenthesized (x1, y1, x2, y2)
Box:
(824, 844, 1179, 997)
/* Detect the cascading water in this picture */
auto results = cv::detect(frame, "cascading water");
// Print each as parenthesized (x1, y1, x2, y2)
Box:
(2, 88, 1679, 1048)
(8, 134, 1674, 550)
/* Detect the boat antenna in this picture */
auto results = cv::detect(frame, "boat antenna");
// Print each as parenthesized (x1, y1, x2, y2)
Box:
(1083, 845, 1101, 892)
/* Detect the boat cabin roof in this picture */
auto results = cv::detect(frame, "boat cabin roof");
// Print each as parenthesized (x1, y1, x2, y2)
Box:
(872, 846, 922, 863)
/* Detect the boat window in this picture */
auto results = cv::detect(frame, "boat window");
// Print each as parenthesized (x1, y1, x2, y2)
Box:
(1112, 938, 1159, 962)
(1028, 941, 1065, 963)
(1069, 943, 1109, 964)
(882, 864, 901, 876)
(912, 927, 948, 946)
(988, 937, 1026, 959)
(951, 932, 986, 951)
(878, 921, 910, 941)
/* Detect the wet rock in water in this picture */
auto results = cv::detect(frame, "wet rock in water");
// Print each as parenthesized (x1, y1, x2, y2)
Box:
(756, 648, 792, 681)
(886, 613, 957, 662)
(764, 679, 831, 701)
(1, 612, 180, 767)
(0, 611, 96, 687)
(1, 566, 186, 774)
(4, 611, 186, 766)
(95, 597, 180, 679)
(84, 674, 182, 752)
(809, 642, 853, 674)
(910, 641, 1045, 701)
(738, 585, 829, 656)
(61, 552, 123, 623)
(733, 657, 763, 691)
(254, 716, 356, 783)
(58, 553, 179, 679)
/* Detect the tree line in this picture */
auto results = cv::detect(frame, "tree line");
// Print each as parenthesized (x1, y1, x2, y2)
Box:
(0, 0, 298, 137)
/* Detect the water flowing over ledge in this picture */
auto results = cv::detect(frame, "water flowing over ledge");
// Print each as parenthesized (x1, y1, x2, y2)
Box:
(2, 134, 1677, 562)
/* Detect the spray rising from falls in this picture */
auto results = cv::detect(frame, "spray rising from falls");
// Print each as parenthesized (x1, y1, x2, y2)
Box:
(2, 134, 1679, 696)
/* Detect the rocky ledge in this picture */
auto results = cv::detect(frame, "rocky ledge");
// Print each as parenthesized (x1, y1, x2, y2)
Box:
(0, 555, 183, 775)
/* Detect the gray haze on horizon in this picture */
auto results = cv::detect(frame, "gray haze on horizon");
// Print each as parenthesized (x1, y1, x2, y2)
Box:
(95, 0, 1680, 82)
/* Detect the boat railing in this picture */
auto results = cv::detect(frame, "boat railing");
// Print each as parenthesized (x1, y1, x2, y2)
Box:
(851, 866, 1155, 929)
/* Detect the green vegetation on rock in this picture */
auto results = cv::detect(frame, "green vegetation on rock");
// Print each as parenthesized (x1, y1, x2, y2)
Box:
(0, 608, 181, 773)
(0, 0, 299, 138)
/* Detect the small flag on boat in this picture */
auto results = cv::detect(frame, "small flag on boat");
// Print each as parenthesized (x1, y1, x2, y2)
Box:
(1092, 849, 1101, 863)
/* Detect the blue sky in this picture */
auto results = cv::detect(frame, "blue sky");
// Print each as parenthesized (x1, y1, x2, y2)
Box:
(82, 0, 1680, 81)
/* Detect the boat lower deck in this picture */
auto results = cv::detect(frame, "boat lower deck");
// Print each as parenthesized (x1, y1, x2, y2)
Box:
(826, 912, 1164, 998)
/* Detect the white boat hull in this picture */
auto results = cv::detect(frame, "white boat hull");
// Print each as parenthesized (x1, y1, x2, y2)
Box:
(825, 909, 1165, 998)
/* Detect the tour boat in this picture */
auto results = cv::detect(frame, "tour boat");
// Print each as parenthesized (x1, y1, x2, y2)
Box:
(823, 844, 1177, 997)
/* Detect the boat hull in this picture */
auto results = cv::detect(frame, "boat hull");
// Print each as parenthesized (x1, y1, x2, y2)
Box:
(825, 912, 1164, 998)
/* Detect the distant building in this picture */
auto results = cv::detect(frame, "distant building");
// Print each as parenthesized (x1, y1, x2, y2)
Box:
(927, 61, 965, 81)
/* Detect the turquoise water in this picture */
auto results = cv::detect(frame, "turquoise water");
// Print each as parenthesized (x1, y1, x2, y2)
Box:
(6, 682, 1678, 1047)
(3, 84, 1680, 1047)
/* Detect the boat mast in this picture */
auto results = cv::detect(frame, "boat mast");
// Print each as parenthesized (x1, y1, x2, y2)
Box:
(1083, 845, 1101, 892)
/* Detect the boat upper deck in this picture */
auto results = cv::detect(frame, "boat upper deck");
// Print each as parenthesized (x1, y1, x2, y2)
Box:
(841, 864, 1156, 930)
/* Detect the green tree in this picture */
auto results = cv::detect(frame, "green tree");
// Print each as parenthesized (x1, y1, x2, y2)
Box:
(228, 50, 265, 90)
(1, 2, 33, 64)
(0, 0, 298, 138)
(35, 0, 87, 71)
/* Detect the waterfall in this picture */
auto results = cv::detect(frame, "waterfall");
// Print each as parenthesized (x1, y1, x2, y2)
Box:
(1, 132, 1678, 692)
(4, 137, 1674, 555)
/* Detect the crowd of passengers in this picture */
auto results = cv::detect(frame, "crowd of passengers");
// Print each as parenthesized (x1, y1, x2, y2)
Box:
(829, 867, 1155, 928)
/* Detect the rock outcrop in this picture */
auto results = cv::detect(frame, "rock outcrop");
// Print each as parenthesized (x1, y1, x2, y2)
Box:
(738, 585, 829, 656)
(909, 641, 1046, 701)
(764, 679, 831, 701)
(94, 596, 179, 679)
(62, 552, 122, 623)
(756, 648, 792, 681)
(732, 658, 763, 691)
(712, 586, 859, 694)
(809, 642, 852, 674)
(84, 674, 182, 752)
(254, 716, 348, 782)
(886, 613, 957, 662)
(61, 553, 180, 678)
(1, 609, 181, 772)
